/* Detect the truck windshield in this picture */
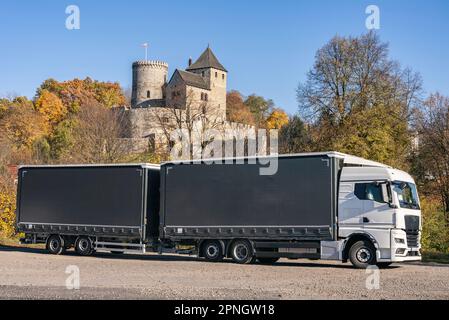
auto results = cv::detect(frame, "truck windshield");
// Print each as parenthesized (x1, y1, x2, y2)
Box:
(392, 181, 420, 210)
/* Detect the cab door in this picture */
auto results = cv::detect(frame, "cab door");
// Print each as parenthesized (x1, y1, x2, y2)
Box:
(354, 182, 394, 227)
(339, 182, 364, 227)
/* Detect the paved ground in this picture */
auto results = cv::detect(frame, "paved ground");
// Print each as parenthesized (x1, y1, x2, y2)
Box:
(1, 245, 449, 300)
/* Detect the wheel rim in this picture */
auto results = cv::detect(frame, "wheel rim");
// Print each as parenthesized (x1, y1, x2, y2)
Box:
(356, 248, 372, 263)
(50, 239, 59, 251)
(79, 239, 89, 251)
(206, 244, 219, 258)
(234, 243, 249, 261)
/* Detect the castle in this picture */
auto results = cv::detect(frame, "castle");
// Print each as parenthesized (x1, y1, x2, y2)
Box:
(126, 47, 249, 154)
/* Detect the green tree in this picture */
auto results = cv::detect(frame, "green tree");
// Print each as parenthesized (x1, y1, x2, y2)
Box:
(244, 95, 274, 129)
(279, 115, 310, 154)
(297, 32, 422, 167)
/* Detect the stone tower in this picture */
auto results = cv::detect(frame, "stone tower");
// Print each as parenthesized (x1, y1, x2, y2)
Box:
(131, 60, 168, 108)
(186, 47, 228, 119)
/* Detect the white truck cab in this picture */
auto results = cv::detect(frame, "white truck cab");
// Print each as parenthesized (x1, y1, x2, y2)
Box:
(337, 157, 421, 268)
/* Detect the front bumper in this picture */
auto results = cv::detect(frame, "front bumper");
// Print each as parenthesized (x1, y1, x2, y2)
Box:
(378, 229, 422, 263)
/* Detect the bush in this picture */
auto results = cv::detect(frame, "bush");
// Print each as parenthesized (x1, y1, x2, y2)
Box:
(421, 197, 449, 253)
(0, 190, 16, 238)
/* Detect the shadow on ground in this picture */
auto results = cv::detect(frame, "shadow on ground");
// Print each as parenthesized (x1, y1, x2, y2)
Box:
(0, 244, 403, 269)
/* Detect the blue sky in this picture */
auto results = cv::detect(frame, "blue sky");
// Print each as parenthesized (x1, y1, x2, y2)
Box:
(0, 0, 448, 114)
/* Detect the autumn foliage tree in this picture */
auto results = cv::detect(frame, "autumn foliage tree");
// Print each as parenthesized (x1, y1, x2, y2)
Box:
(266, 108, 289, 130)
(0, 97, 48, 163)
(32, 78, 127, 162)
(35, 89, 67, 125)
(297, 32, 422, 168)
(226, 91, 254, 125)
(66, 102, 130, 164)
(413, 93, 449, 217)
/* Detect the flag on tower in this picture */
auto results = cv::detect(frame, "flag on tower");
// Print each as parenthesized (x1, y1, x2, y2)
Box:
(141, 43, 149, 61)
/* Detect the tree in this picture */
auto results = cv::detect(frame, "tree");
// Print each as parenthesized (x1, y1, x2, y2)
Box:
(48, 119, 76, 161)
(267, 108, 289, 130)
(279, 115, 311, 154)
(35, 89, 67, 124)
(297, 32, 422, 167)
(244, 94, 274, 129)
(37, 77, 126, 112)
(66, 102, 130, 164)
(0, 188, 16, 238)
(0, 97, 48, 163)
(153, 88, 226, 160)
(226, 91, 254, 125)
(413, 93, 449, 216)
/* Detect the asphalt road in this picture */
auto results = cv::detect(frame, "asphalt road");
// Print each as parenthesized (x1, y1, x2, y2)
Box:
(1, 245, 448, 300)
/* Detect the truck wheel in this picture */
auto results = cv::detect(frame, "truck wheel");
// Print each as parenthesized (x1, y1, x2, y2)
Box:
(349, 240, 377, 269)
(230, 240, 255, 264)
(202, 240, 224, 262)
(75, 236, 93, 256)
(46, 235, 65, 255)
(257, 257, 280, 264)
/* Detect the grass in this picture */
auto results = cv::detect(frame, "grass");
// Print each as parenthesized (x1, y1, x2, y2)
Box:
(422, 251, 449, 264)
(0, 235, 43, 249)
(0, 235, 20, 246)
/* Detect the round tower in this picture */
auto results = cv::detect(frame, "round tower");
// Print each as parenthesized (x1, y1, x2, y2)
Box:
(131, 60, 168, 108)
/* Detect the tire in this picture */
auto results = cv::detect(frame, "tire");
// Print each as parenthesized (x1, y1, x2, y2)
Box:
(202, 240, 224, 262)
(349, 240, 377, 269)
(257, 257, 280, 265)
(46, 235, 65, 255)
(230, 240, 255, 264)
(377, 262, 392, 268)
(75, 236, 94, 256)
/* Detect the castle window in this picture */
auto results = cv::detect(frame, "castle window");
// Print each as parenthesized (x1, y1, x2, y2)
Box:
(215, 72, 218, 78)
(147, 91, 151, 98)
(201, 71, 205, 77)
(171, 91, 175, 99)
(201, 93, 204, 101)
(205, 93, 208, 101)
(222, 74, 225, 80)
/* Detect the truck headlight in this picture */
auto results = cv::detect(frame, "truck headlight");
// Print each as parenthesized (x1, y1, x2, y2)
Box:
(395, 238, 405, 244)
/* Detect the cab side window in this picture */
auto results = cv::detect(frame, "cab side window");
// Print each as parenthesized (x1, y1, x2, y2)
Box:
(354, 183, 385, 203)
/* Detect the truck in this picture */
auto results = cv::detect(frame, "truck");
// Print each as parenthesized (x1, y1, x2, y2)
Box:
(16, 152, 422, 268)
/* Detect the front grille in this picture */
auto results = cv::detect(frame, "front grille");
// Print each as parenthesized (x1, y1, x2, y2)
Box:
(404, 215, 420, 248)
(406, 230, 419, 248)
(405, 215, 420, 231)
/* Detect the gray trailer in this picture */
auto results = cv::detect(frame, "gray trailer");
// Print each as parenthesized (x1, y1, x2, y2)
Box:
(159, 154, 342, 263)
(16, 164, 160, 255)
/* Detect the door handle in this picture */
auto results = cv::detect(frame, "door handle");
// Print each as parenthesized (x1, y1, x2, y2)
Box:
(363, 217, 370, 223)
